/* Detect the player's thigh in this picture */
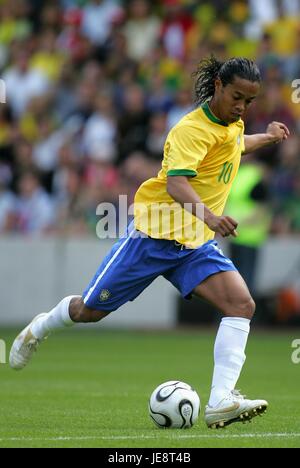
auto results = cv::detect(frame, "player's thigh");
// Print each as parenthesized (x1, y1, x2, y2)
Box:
(193, 270, 255, 319)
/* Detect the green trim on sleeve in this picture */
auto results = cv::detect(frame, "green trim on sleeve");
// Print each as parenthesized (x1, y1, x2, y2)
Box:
(167, 169, 197, 177)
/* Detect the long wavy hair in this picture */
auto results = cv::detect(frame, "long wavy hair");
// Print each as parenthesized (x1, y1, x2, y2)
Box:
(192, 55, 261, 106)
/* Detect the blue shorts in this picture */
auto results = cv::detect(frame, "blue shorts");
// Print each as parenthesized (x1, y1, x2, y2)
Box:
(83, 224, 237, 312)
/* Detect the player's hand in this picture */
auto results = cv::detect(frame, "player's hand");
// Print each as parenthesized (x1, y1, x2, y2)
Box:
(266, 121, 290, 144)
(205, 214, 238, 238)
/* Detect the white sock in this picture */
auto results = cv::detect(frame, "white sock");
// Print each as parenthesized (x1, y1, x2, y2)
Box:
(208, 317, 250, 407)
(31, 296, 80, 340)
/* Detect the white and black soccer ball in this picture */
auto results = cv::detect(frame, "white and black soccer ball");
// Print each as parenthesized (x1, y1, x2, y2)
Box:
(149, 380, 200, 429)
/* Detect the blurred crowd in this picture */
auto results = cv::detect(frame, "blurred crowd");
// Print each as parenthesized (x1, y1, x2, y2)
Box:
(0, 0, 300, 237)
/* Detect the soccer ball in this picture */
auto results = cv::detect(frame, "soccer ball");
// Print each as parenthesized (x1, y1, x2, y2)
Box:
(149, 380, 200, 429)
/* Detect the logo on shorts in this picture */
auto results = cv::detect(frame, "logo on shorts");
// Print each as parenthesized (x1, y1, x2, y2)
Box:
(99, 289, 111, 301)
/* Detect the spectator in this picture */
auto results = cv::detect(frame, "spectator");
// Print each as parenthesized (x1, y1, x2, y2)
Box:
(122, 0, 161, 61)
(284, 27, 300, 81)
(120, 150, 160, 203)
(38, 2, 62, 33)
(52, 142, 82, 201)
(270, 136, 300, 209)
(105, 30, 136, 82)
(11, 138, 34, 189)
(52, 61, 78, 123)
(56, 166, 89, 236)
(117, 84, 151, 163)
(145, 111, 168, 161)
(32, 115, 66, 191)
(0, 104, 14, 149)
(58, 8, 92, 65)
(146, 72, 174, 114)
(83, 88, 117, 164)
(0, 1, 32, 46)
(16, 170, 55, 235)
(160, 0, 195, 60)
(226, 160, 272, 294)
(256, 33, 284, 81)
(246, 0, 278, 38)
(3, 50, 51, 117)
(81, 0, 123, 47)
(166, 86, 194, 129)
(264, 1, 300, 57)
(66, 78, 99, 127)
(0, 168, 16, 233)
(30, 28, 67, 81)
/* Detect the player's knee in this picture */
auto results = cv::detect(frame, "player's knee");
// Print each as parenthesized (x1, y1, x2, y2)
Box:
(223, 295, 255, 320)
(234, 296, 256, 319)
(70, 297, 109, 323)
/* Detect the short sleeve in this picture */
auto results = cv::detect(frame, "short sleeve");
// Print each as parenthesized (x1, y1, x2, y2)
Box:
(237, 121, 245, 155)
(240, 133, 245, 154)
(166, 124, 212, 177)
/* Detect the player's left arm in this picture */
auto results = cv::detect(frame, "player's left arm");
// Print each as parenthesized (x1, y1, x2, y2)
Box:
(243, 121, 290, 154)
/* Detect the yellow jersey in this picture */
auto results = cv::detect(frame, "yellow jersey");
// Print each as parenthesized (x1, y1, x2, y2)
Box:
(134, 102, 245, 248)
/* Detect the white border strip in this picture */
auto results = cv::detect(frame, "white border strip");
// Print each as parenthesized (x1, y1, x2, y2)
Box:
(0, 433, 299, 442)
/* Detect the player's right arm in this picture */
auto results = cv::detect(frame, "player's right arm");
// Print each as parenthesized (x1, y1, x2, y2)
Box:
(167, 175, 238, 238)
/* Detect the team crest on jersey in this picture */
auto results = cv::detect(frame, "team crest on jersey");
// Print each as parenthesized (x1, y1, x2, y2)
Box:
(99, 289, 111, 301)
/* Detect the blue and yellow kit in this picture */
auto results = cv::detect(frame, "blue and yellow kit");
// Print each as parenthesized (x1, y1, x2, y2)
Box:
(83, 104, 243, 311)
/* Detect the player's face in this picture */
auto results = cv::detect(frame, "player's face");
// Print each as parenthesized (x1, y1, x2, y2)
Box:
(215, 76, 260, 124)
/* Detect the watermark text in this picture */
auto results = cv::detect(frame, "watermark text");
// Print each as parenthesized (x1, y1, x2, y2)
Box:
(95, 195, 205, 245)
(291, 79, 300, 104)
(0, 339, 6, 364)
(291, 339, 300, 364)
(0, 79, 6, 103)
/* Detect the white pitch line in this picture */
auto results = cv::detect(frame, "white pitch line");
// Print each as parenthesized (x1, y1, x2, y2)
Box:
(0, 433, 300, 442)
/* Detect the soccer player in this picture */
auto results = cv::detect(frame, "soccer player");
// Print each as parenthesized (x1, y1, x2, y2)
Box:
(10, 56, 289, 429)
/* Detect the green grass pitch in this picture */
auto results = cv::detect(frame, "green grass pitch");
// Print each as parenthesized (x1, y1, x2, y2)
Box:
(0, 328, 299, 448)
